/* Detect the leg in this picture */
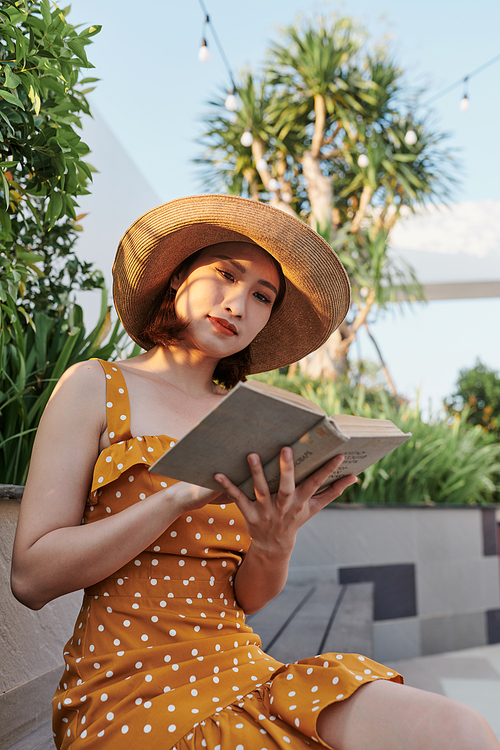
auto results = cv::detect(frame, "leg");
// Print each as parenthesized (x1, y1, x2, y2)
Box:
(316, 679, 500, 750)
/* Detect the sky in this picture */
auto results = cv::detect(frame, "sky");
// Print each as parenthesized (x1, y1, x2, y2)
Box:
(67, 0, 500, 412)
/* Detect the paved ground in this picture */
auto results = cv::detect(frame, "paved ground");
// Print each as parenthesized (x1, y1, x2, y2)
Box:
(388, 643, 500, 740)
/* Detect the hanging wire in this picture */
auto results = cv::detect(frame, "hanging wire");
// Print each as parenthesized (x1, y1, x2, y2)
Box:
(424, 52, 500, 105)
(196, 0, 238, 92)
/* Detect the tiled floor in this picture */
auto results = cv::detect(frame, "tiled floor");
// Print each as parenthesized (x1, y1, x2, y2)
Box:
(388, 644, 500, 740)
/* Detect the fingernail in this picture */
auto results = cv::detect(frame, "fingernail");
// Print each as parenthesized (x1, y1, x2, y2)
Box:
(214, 474, 224, 483)
(247, 454, 259, 465)
(283, 447, 292, 460)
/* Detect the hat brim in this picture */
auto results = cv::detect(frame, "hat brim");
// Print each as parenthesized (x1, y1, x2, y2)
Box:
(113, 195, 351, 373)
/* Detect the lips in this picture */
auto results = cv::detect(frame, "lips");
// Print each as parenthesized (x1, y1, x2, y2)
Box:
(208, 316, 238, 335)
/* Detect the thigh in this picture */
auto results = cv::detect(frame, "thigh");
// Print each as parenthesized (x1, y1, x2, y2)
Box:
(316, 678, 499, 750)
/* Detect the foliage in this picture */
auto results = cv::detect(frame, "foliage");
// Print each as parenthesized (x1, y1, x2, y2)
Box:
(0, 0, 101, 324)
(0, 284, 140, 485)
(196, 13, 457, 378)
(445, 359, 500, 439)
(254, 370, 500, 505)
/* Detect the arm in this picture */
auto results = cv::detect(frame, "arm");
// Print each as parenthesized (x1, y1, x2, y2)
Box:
(11, 361, 221, 610)
(215, 449, 357, 615)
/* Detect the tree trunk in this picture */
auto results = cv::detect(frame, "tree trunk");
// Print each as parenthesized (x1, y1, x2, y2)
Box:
(298, 290, 377, 379)
(350, 185, 373, 233)
(301, 94, 333, 233)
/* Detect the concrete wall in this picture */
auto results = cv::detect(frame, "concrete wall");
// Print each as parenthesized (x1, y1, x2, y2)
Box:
(0, 494, 82, 747)
(290, 505, 500, 662)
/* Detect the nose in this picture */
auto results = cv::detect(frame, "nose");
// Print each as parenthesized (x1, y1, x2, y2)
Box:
(222, 287, 246, 318)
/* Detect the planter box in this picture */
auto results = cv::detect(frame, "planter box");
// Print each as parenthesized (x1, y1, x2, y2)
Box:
(289, 504, 500, 663)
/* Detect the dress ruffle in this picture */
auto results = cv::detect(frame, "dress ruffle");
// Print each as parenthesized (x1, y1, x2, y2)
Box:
(90, 435, 176, 496)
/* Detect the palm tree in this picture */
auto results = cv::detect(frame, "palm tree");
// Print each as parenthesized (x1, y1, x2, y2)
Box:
(196, 14, 456, 384)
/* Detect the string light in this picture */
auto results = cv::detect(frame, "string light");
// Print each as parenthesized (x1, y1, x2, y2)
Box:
(459, 76, 469, 111)
(197, 0, 239, 112)
(225, 90, 238, 111)
(404, 127, 417, 145)
(198, 38, 210, 62)
(424, 52, 500, 110)
(240, 129, 253, 147)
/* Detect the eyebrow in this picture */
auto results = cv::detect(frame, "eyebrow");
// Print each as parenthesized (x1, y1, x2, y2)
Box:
(215, 254, 279, 297)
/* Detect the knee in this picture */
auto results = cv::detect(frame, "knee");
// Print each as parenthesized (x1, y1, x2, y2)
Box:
(439, 701, 498, 749)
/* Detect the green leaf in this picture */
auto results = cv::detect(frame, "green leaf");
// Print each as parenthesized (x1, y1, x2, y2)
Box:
(0, 88, 24, 108)
(3, 65, 22, 89)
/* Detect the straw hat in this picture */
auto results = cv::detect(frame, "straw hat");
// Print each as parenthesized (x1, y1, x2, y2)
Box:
(113, 194, 351, 373)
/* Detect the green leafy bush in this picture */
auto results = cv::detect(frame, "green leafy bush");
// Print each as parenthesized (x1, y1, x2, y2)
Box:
(0, 286, 139, 484)
(0, 0, 101, 326)
(445, 359, 500, 439)
(254, 371, 500, 505)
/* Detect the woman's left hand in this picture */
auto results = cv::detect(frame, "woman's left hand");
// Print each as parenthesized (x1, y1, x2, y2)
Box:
(214, 448, 356, 557)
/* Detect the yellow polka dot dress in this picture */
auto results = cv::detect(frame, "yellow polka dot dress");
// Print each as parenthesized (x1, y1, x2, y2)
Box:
(53, 360, 402, 749)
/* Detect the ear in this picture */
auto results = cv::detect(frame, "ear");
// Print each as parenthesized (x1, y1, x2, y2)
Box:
(170, 272, 181, 292)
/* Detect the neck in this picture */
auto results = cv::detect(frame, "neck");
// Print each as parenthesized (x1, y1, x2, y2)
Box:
(141, 344, 221, 396)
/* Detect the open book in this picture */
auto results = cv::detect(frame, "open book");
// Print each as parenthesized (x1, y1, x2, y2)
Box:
(150, 379, 411, 499)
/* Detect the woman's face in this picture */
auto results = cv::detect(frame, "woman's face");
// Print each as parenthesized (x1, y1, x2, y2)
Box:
(171, 242, 281, 359)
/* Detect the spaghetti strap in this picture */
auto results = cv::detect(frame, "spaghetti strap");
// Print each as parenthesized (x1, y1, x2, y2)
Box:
(94, 359, 132, 443)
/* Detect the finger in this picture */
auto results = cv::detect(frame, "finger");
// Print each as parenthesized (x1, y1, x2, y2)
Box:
(246, 453, 272, 502)
(298, 453, 346, 498)
(311, 474, 358, 510)
(277, 447, 296, 500)
(214, 473, 252, 505)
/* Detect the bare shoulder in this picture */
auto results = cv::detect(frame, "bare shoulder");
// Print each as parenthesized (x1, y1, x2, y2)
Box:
(50, 358, 106, 403)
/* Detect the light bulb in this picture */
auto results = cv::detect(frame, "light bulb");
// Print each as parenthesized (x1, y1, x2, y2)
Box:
(198, 40, 210, 62)
(459, 95, 469, 112)
(255, 158, 268, 172)
(404, 128, 417, 146)
(240, 130, 253, 147)
(225, 92, 237, 111)
(357, 154, 369, 168)
(268, 178, 280, 192)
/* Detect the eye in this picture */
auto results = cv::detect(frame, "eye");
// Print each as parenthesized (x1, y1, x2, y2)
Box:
(253, 291, 272, 304)
(216, 267, 234, 282)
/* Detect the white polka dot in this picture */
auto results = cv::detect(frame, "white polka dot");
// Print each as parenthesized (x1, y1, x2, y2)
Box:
(100, 693, 108, 702)
(106, 712, 114, 721)
(286, 674, 294, 680)
(106, 670, 113, 678)
(139, 493, 146, 499)
(171, 531, 177, 537)
(141, 634, 148, 642)
(145, 674, 153, 682)
(336, 654, 343, 660)
(123, 620, 130, 627)
(106, 402, 113, 408)
(117, 463, 123, 470)
(109, 431, 115, 439)
(336, 693, 344, 700)
(135, 662, 142, 669)
(332, 676, 339, 685)
(168, 724, 176, 732)
(97, 476, 104, 484)
(153, 546, 160, 552)
(169, 629, 176, 637)
(120, 414, 127, 421)
(311, 685, 318, 692)
(144, 725, 152, 733)
(144, 701, 152, 708)
(115, 491, 121, 498)
(128, 475, 134, 482)
(387, 671, 394, 676)
(121, 725, 129, 734)
(105, 456, 112, 463)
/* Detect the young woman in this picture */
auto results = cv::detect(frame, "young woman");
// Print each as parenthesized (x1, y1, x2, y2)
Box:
(11, 196, 499, 749)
